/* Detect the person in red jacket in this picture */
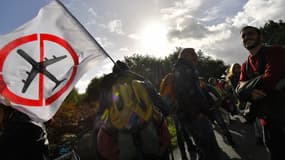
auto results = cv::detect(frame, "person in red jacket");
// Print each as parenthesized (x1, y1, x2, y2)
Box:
(237, 25, 285, 160)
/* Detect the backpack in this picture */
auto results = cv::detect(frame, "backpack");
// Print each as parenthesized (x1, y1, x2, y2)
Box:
(109, 79, 153, 130)
(97, 76, 173, 159)
(159, 73, 177, 113)
(108, 79, 169, 157)
(160, 73, 175, 101)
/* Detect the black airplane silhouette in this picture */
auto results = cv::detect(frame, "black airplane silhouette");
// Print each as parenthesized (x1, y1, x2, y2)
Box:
(17, 49, 67, 93)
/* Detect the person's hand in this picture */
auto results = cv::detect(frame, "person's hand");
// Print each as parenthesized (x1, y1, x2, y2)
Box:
(251, 89, 266, 101)
(0, 96, 11, 106)
(4, 97, 11, 106)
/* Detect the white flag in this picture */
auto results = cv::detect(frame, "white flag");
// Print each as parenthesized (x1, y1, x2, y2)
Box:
(0, 0, 110, 122)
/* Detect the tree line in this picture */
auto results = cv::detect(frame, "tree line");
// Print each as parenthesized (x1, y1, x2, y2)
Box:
(48, 19, 285, 144)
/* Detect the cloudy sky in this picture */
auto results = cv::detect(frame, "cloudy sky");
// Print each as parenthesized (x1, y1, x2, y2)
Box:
(1, 0, 285, 93)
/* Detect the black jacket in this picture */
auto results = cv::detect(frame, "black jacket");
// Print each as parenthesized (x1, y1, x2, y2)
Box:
(173, 59, 209, 121)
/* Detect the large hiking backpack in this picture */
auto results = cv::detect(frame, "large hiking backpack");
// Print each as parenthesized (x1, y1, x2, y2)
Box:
(109, 79, 153, 130)
(159, 73, 178, 114)
(98, 79, 170, 159)
(160, 73, 175, 101)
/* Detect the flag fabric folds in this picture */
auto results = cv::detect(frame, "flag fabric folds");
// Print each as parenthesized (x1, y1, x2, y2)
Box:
(0, 0, 109, 122)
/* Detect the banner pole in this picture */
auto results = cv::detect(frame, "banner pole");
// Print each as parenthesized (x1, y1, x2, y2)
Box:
(55, 0, 116, 64)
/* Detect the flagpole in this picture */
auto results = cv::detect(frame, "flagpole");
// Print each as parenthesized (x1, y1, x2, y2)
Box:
(55, 0, 116, 64)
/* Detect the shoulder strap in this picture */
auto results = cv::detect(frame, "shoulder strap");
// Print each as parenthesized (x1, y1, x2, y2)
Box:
(258, 46, 267, 74)
(159, 73, 174, 95)
(245, 58, 249, 79)
(245, 46, 268, 79)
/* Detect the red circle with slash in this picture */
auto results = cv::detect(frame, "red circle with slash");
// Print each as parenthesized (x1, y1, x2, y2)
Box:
(0, 34, 78, 107)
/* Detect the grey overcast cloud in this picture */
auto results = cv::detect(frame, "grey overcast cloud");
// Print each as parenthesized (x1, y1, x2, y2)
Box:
(1, 0, 285, 93)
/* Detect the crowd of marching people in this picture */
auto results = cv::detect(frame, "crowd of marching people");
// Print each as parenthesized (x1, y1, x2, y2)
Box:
(89, 25, 285, 160)
(1, 25, 285, 160)
(89, 49, 244, 160)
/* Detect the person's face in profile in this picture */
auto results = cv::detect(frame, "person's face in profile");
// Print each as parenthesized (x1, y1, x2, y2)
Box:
(240, 28, 262, 50)
(182, 49, 198, 66)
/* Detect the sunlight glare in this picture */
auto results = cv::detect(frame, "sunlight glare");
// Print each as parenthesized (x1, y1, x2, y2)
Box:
(140, 22, 169, 56)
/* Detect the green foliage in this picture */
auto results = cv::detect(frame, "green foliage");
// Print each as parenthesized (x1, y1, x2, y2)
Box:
(50, 19, 285, 147)
(62, 88, 80, 105)
(197, 50, 229, 80)
(125, 54, 167, 88)
(123, 48, 227, 87)
(166, 117, 178, 147)
(84, 77, 102, 103)
(261, 20, 285, 45)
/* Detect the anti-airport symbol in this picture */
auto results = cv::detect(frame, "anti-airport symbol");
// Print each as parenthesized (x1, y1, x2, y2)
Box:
(0, 33, 78, 106)
(17, 49, 67, 93)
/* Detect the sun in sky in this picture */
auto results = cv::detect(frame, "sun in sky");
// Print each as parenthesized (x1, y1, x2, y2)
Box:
(139, 21, 172, 57)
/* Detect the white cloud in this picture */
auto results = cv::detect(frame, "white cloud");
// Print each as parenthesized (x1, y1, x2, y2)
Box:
(167, 17, 211, 39)
(75, 79, 91, 94)
(199, 7, 219, 22)
(95, 36, 113, 49)
(87, 8, 98, 18)
(119, 47, 131, 52)
(117, 47, 135, 59)
(204, 0, 285, 64)
(85, 20, 96, 26)
(108, 19, 125, 35)
(161, 0, 201, 20)
(63, 0, 285, 93)
(195, 0, 247, 24)
(128, 33, 141, 40)
(75, 61, 114, 94)
(232, 0, 285, 28)
(160, 0, 285, 66)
